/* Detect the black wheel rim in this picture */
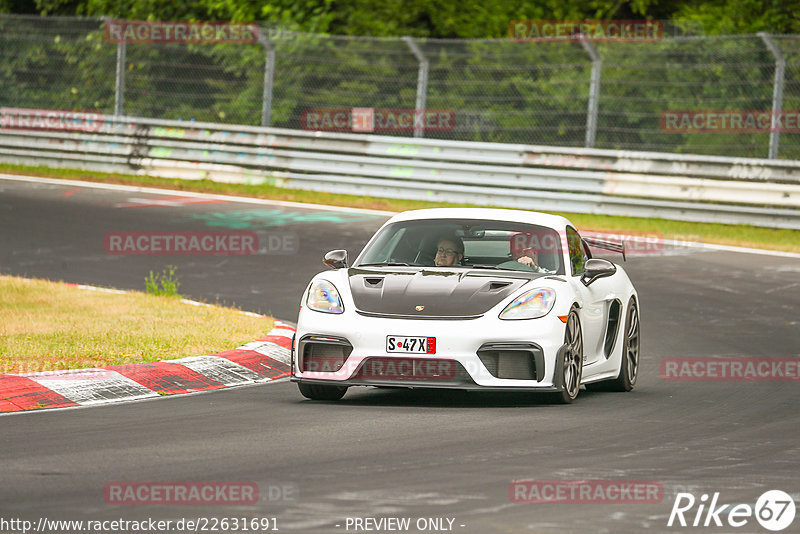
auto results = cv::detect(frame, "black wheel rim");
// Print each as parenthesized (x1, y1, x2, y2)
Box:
(626, 305, 640, 384)
(563, 312, 582, 398)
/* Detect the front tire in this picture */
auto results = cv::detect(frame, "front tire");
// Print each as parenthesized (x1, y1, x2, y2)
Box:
(587, 297, 639, 392)
(552, 308, 583, 404)
(297, 382, 348, 401)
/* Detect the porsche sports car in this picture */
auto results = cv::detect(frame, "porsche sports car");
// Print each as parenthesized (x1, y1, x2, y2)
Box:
(291, 208, 639, 403)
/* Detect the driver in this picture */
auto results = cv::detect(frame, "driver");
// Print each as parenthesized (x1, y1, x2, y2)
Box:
(434, 235, 464, 267)
(515, 248, 543, 270)
(503, 231, 550, 272)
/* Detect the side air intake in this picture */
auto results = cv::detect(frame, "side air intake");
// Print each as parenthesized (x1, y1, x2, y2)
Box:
(477, 343, 545, 381)
(298, 335, 353, 373)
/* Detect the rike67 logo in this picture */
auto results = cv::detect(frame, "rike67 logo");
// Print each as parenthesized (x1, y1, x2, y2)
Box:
(668, 490, 795, 531)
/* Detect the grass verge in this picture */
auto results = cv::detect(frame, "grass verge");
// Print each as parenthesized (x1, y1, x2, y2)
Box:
(1, 163, 798, 253)
(0, 275, 273, 375)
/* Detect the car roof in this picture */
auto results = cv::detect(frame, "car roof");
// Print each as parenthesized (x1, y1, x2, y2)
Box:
(385, 208, 573, 230)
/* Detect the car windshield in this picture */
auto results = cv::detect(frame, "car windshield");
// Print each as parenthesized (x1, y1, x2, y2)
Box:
(356, 219, 565, 274)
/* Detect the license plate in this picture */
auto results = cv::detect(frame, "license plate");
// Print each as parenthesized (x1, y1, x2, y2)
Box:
(386, 336, 436, 354)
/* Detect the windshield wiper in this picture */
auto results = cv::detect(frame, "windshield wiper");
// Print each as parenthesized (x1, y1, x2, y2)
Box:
(358, 262, 412, 267)
(468, 264, 506, 270)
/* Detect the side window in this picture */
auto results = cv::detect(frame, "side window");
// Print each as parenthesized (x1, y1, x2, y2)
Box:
(566, 227, 588, 275)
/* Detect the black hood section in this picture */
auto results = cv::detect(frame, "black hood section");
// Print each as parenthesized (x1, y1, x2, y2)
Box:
(348, 268, 535, 318)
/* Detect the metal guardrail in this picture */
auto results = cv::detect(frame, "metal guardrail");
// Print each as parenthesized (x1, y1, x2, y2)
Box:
(0, 113, 798, 229)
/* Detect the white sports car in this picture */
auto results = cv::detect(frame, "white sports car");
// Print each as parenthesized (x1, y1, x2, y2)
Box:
(291, 208, 639, 403)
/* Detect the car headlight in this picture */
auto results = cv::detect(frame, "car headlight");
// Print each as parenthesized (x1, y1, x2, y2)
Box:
(306, 279, 344, 314)
(499, 288, 556, 320)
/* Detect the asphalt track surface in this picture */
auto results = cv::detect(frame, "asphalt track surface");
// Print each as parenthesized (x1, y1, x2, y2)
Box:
(1, 176, 799, 533)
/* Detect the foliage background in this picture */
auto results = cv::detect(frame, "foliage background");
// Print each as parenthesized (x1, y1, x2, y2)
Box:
(2, 1, 800, 158)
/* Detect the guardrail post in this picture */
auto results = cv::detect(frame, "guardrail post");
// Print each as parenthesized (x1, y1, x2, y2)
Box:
(260, 32, 276, 127)
(759, 33, 785, 159)
(114, 41, 126, 116)
(403, 36, 429, 138)
(580, 40, 601, 149)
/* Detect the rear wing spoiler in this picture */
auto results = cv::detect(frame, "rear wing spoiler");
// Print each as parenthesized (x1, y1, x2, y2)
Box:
(582, 236, 626, 261)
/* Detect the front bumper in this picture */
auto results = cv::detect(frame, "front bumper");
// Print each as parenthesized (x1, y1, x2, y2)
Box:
(292, 309, 567, 390)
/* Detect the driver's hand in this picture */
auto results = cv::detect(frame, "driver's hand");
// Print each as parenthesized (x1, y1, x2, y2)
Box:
(517, 255, 538, 268)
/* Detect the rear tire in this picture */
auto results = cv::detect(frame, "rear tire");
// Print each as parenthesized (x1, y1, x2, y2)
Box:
(550, 308, 583, 404)
(297, 382, 348, 401)
(586, 297, 639, 392)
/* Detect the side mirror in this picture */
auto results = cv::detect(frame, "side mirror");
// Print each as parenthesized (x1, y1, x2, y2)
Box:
(323, 249, 348, 270)
(581, 258, 616, 286)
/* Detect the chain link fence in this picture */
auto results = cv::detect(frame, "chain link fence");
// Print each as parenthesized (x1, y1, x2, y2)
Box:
(2, 14, 800, 159)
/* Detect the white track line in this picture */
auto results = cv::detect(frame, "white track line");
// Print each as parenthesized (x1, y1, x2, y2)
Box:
(660, 239, 800, 259)
(0, 173, 394, 216)
(2, 173, 799, 259)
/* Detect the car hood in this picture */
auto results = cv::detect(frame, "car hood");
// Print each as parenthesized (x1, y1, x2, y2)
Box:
(347, 267, 537, 318)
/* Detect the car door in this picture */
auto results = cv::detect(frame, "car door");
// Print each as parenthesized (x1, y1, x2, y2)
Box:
(566, 226, 615, 366)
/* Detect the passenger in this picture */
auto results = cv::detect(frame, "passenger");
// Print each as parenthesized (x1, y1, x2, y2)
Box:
(434, 235, 464, 267)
